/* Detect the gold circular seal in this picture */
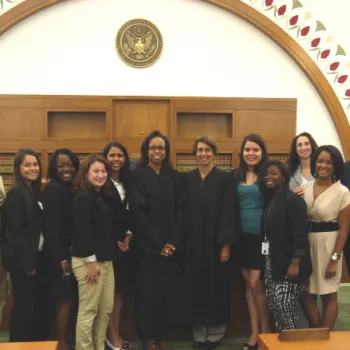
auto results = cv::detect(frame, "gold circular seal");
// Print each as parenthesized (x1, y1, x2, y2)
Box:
(116, 19, 163, 68)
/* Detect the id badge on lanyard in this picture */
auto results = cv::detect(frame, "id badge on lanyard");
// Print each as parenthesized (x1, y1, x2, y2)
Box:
(262, 207, 271, 256)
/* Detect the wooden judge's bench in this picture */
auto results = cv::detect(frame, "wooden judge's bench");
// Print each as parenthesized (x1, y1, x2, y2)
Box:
(1, 94, 347, 339)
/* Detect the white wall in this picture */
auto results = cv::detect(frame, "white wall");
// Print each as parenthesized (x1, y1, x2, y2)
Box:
(0, 0, 346, 152)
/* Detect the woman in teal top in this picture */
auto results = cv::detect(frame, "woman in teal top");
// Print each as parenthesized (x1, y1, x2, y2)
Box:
(227, 134, 270, 350)
(238, 184, 263, 236)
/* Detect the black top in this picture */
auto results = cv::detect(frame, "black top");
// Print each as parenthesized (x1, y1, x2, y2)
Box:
(183, 167, 236, 264)
(41, 180, 74, 264)
(3, 187, 43, 272)
(71, 190, 114, 262)
(264, 189, 312, 282)
(101, 178, 134, 243)
(132, 166, 185, 256)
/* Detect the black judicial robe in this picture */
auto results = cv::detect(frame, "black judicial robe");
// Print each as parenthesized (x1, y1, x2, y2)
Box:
(183, 167, 236, 326)
(131, 166, 185, 256)
(131, 166, 185, 339)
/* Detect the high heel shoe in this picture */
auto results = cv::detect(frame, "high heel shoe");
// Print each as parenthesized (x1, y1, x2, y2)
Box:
(105, 337, 123, 350)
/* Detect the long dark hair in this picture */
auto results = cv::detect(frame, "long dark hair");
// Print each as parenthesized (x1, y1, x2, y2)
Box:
(102, 142, 131, 186)
(239, 134, 268, 181)
(311, 145, 344, 181)
(102, 142, 132, 197)
(48, 148, 80, 181)
(137, 130, 172, 168)
(287, 132, 318, 176)
(13, 149, 42, 217)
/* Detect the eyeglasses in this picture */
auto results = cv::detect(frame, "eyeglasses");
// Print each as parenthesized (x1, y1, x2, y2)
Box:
(149, 146, 166, 151)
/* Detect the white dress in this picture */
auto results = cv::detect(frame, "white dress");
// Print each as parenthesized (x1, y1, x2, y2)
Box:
(303, 180, 350, 295)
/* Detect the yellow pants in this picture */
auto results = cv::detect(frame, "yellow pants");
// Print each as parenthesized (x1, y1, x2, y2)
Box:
(72, 257, 114, 350)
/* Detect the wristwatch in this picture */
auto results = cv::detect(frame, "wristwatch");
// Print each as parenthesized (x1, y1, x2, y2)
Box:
(331, 252, 341, 261)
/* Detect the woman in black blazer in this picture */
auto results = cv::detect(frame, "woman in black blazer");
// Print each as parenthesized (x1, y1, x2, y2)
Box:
(101, 142, 136, 350)
(342, 161, 350, 272)
(3, 149, 50, 342)
(71, 154, 115, 350)
(259, 160, 312, 331)
(41, 148, 80, 350)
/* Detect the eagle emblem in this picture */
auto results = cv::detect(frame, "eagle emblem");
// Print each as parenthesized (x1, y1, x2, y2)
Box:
(116, 19, 163, 68)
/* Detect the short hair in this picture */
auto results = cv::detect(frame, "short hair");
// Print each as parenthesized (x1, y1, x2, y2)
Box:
(259, 160, 291, 192)
(239, 134, 268, 181)
(48, 148, 80, 181)
(75, 154, 110, 191)
(311, 145, 344, 181)
(287, 132, 318, 176)
(137, 130, 172, 168)
(192, 136, 218, 156)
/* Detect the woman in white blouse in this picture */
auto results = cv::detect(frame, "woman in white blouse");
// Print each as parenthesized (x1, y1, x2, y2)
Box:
(102, 142, 136, 350)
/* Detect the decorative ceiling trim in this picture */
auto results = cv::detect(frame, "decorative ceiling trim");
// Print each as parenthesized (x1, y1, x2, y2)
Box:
(0, 0, 349, 157)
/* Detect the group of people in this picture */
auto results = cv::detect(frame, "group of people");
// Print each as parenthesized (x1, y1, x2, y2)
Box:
(0, 130, 349, 350)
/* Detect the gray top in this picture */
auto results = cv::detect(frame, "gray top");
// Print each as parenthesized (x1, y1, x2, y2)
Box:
(289, 165, 314, 190)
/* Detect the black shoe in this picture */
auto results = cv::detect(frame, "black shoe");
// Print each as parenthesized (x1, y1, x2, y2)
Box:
(204, 341, 220, 350)
(243, 343, 258, 350)
(192, 341, 205, 349)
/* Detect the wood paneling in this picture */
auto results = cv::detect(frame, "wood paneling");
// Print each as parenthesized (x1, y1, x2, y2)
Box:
(235, 110, 296, 141)
(113, 100, 170, 139)
(47, 111, 108, 140)
(176, 112, 233, 139)
(0, 108, 43, 140)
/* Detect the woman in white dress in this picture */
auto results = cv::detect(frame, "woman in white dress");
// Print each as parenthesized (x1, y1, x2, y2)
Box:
(287, 132, 318, 190)
(302, 145, 350, 329)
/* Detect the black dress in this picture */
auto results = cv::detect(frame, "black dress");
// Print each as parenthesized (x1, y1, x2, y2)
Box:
(41, 180, 76, 301)
(132, 166, 185, 341)
(183, 167, 236, 326)
(101, 178, 136, 293)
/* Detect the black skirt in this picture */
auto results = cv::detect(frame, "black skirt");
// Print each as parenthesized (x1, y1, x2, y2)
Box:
(237, 234, 264, 271)
(113, 248, 137, 294)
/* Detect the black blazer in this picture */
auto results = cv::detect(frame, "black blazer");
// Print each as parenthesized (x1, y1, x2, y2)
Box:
(264, 189, 312, 282)
(101, 178, 134, 243)
(3, 187, 43, 272)
(41, 180, 74, 264)
(71, 189, 114, 262)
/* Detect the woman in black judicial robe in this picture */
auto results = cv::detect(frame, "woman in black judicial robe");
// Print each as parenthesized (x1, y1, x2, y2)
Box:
(132, 130, 185, 350)
(41, 149, 80, 350)
(183, 137, 235, 350)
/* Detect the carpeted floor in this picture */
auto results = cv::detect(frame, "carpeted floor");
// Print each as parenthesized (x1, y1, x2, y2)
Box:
(1, 284, 350, 349)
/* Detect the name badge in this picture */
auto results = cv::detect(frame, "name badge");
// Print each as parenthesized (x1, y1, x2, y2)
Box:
(261, 241, 269, 255)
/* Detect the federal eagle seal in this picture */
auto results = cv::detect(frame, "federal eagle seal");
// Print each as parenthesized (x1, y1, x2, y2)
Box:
(116, 19, 163, 68)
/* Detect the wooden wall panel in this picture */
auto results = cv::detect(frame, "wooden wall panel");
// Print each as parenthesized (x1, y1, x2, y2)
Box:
(235, 110, 296, 142)
(113, 100, 170, 139)
(0, 108, 43, 140)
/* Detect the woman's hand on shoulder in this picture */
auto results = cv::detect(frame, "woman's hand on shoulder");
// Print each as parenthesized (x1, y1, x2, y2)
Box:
(293, 186, 305, 198)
